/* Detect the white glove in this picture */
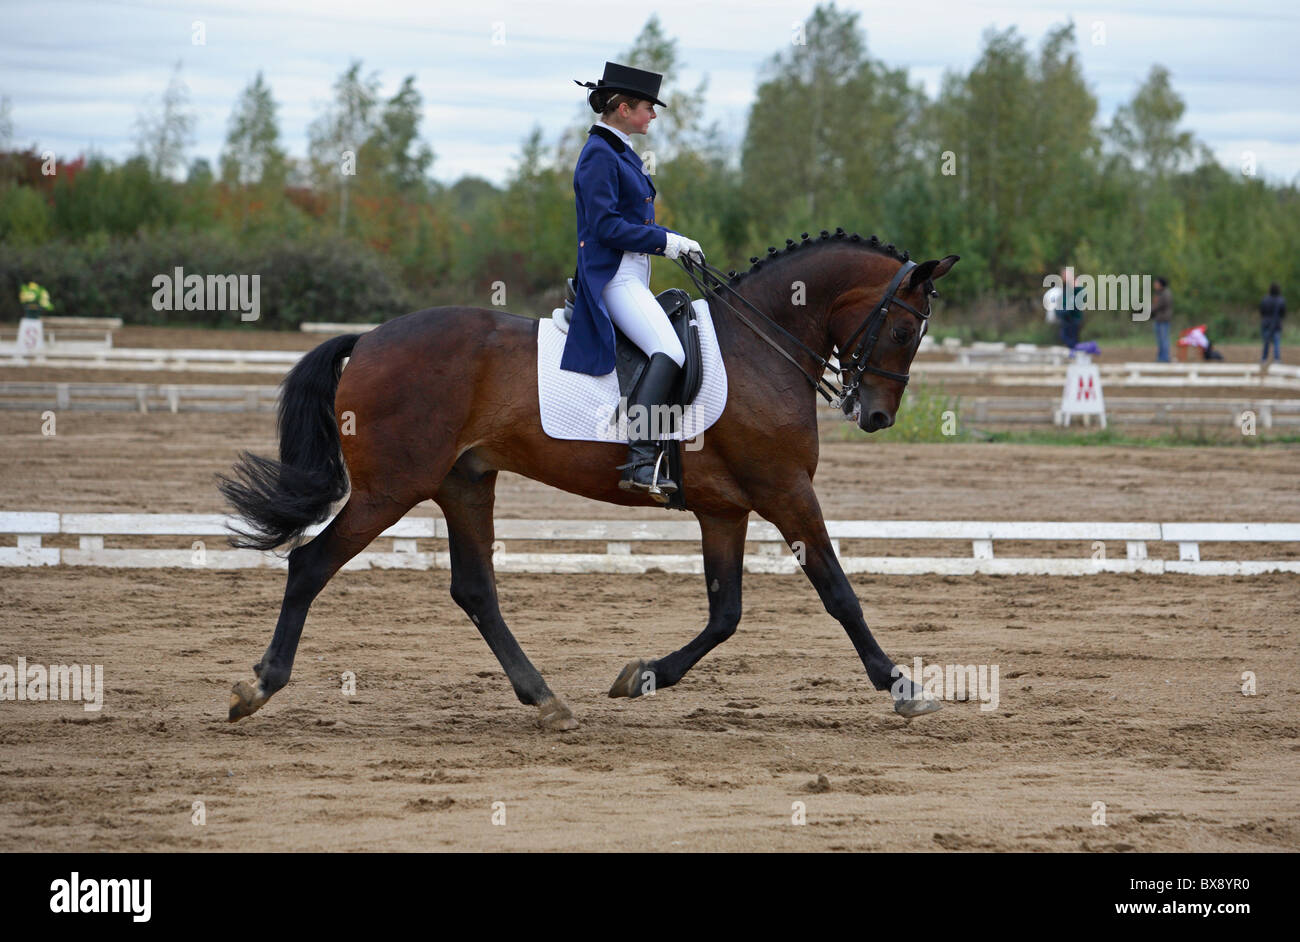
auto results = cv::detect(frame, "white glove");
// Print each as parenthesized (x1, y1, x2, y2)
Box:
(664, 232, 704, 263)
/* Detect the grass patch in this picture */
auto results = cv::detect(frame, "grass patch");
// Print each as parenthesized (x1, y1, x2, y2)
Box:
(837, 381, 968, 443)
(831, 392, 1300, 448)
(977, 425, 1300, 447)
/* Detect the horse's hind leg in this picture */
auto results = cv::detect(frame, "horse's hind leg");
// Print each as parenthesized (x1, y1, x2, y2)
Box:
(228, 490, 412, 721)
(436, 462, 578, 731)
(609, 511, 747, 698)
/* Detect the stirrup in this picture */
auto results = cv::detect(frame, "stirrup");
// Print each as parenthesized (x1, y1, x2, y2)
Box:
(618, 449, 677, 502)
(646, 448, 675, 498)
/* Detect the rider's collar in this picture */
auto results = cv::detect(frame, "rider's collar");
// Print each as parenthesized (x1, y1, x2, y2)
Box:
(592, 119, 632, 151)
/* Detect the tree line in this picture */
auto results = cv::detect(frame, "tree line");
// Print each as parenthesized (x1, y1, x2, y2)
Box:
(1, 3, 1295, 343)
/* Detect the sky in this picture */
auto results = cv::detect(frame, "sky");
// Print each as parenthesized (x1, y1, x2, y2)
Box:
(3, 0, 1299, 186)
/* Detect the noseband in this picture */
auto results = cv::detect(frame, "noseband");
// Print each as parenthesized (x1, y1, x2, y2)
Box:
(675, 255, 932, 410)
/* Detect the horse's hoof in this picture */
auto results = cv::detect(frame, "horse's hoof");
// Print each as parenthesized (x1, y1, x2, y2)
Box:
(894, 695, 943, 719)
(537, 696, 579, 732)
(608, 659, 651, 698)
(228, 680, 265, 722)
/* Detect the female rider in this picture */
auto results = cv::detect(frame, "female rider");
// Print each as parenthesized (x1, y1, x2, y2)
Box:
(565, 61, 704, 498)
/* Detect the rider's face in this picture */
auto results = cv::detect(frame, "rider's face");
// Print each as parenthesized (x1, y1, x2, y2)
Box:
(622, 100, 656, 135)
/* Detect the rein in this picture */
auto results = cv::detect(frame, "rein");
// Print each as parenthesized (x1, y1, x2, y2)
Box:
(673, 254, 930, 410)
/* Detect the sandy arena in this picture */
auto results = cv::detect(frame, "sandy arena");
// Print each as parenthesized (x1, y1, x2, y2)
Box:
(2, 347, 1299, 851)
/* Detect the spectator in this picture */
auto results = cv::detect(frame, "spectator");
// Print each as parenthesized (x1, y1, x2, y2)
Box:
(1260, 283, 1286, 363)
(1151, 276, 1172, 362)
(1043, 281, 1062, 324)
(1058, 268, 1085, 349)
(1179, 324, 1224, 361)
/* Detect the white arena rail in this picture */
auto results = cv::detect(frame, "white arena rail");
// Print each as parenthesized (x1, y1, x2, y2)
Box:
(300, 322, 380, 334)
(2, 513, 1297, 576)
(0, 347, 303, 373)
(0, 316, 123, 352)
(912, 361, 1300, 390)
(3, 381, 1298, 428)
(0, 381, 279, 412)
(4, 333, 1298, 391)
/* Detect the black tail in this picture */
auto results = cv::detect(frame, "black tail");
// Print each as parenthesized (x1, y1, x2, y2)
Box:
(217, 333, 361, 551)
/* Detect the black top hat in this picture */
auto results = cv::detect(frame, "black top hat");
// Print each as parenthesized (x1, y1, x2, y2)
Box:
(574, 61, 666, 110)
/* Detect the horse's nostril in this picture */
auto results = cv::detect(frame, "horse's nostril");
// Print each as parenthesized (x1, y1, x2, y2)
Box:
(867, 410, 893, 431)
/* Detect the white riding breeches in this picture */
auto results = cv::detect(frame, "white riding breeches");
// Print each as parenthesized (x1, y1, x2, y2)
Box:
(601, 251, 686, 367)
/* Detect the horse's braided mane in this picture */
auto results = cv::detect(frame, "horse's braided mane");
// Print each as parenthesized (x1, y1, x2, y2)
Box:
(723, 227, 911, 285)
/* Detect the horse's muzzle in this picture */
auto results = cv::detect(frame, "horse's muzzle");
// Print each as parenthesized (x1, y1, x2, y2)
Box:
(861, 409, 894, 432)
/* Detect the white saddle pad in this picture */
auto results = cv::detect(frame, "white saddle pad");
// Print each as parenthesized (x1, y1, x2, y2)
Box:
(537, 299, 728, 443)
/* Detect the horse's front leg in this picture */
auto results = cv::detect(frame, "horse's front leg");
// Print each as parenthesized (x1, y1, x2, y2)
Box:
(755, 479, 940, 718)
(608, 511, 748, 698)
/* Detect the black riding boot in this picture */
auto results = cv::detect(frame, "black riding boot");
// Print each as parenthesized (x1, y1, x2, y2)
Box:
(617, 352, 681, 499)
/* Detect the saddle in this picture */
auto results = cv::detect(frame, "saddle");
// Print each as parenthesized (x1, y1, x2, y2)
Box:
(561, 278, 704, 410)
(557, 277, 704, 512)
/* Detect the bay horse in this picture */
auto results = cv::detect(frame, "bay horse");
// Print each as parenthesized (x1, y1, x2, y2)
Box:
(219, 228, 959, 730)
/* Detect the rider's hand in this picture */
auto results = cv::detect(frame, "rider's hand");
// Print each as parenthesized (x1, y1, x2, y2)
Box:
(664, 232, 705, 264)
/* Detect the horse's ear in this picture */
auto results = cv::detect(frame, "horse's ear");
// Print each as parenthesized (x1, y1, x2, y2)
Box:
(907, 260, 938, 289)
(908, 254, 960, 290)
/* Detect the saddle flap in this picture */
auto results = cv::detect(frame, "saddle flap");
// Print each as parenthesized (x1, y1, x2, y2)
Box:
(612, 288, 703, 407)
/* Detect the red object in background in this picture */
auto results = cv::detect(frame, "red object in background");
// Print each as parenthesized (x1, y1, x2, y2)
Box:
(2, 149, 87, 198)
(1177, 324, 1213, 362)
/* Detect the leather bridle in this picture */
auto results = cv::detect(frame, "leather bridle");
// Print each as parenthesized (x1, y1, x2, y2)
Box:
(833, 258, 931, 404)
(674, 254, 933, 410)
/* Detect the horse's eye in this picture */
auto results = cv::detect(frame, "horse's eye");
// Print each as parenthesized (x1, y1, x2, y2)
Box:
(891, 326, 911, 345)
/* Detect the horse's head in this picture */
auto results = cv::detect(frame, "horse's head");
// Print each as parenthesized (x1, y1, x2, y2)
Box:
(829, 252, 959, 432)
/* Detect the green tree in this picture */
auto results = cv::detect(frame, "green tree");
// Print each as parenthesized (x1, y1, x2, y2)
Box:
(743, 3, 870, 226)
(221, 73, 286, 187)
(187, 157, 214, 185)
(365, 75, 434, 196)
(221, 72, 287, 231)
(1107, 65, 1196, 178)
(133, 61, 196, 179)
(741, 2, 925, 237)
(0, 184, 51, 243)
(1024, 23, 1100, 270)
(0, 94, 12, 149)
(0, 94, 14, 183)
(621, 14, 712, 162)
(500, 125, 576, 294)
(935, 27, 1038, 286)
(308, 61, 381, 231)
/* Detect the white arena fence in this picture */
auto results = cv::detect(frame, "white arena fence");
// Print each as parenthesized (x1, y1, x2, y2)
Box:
(0, 381, 279, 412)
(3, 337, 1297, 390)
(0, 316, 123, 351)
(0, 346, 300, 374)
(2, 513, 1297, 576)
(1, 380, 1295, 429)
(916, 360, 1300, 390)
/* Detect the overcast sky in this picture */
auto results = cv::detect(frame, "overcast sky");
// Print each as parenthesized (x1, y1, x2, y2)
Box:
(4, 0, 1298, 186)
